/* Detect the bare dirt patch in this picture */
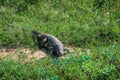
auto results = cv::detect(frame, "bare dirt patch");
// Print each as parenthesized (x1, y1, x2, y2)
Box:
(0, 46, 75, 60)
(0, 48, 46, 60)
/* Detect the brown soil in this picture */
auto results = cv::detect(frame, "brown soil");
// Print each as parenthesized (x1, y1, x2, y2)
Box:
(0, 48, 46, 60)
(0, 46, 74, 61)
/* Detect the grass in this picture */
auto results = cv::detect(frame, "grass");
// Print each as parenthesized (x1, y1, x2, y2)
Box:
(0, 0, 120, 80)
(0, 45, 120, 80)
(0, 0, 119, 47)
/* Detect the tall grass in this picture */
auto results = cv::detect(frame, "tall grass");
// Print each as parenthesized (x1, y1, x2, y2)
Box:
(0, 0, 119, 48)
